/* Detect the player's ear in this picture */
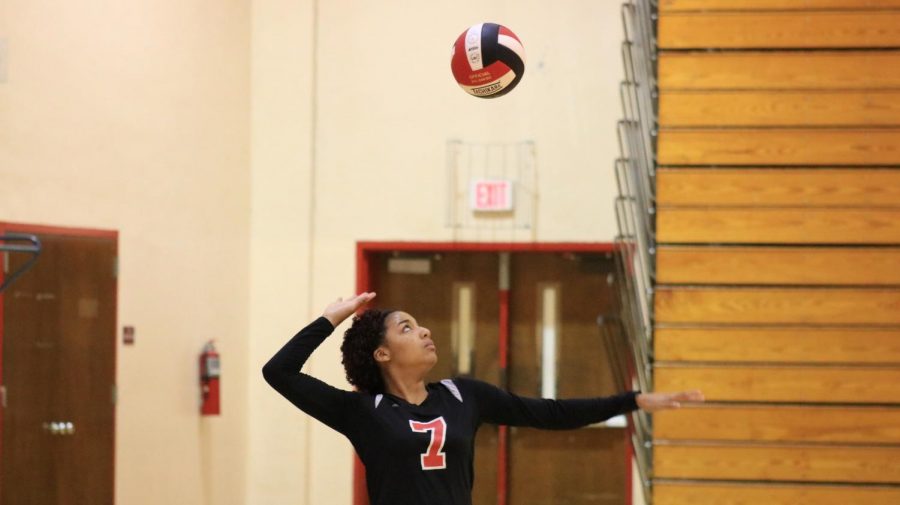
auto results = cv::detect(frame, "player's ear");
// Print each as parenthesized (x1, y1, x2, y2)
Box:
(373, 345, 390, 363)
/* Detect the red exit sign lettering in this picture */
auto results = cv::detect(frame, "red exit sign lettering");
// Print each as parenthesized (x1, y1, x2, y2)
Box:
(470, 179, 514, 212)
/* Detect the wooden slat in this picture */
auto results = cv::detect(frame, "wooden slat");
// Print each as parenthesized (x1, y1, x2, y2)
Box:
(655, 482, 900, 505)
(655, 287, 900, 324)
(653, 364, 900, 403)
(656, 168, 900, 206)
(657, 129, 900, 166)
(656, 246, 900, 285)
(654, 404, 900, 442)
(659, 91, 900, 127)
(660, 11, 900, 49)
(654, 443, 900, 483)
(660, 0, 900, 11)
(659, 52, 900, 90)
(656, 208, 900, 245)
(654, 326, 900, 363)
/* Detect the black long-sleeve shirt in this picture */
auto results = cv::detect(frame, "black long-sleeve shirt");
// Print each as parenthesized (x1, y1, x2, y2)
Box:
(262, 316, 639, 505)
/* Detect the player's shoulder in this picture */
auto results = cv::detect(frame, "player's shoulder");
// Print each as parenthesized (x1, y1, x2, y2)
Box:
(431, 376, 493, 403)
(341, 388, 393, 412)
(432, 378, 464, 403)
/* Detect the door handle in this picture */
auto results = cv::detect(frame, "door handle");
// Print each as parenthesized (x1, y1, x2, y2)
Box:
(42, 421, 75, 435)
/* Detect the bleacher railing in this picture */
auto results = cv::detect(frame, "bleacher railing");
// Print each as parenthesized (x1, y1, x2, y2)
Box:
(601, 0, 658, 502)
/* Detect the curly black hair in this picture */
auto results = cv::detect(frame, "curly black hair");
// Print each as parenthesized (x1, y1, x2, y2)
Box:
(341, 308, 395, 394)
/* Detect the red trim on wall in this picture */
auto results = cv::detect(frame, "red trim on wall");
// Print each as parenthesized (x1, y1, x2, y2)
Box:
(352, 457, 368, 505)
(0, 222, 6, 484)
(352, 241, 621, 505)
(498, 290, 510, 371)
(357, 241, 616, 254)
(1, 222, 118, 239)
(496, 425, 509, 505)
(0, 221, 119, 500)
(625, 426, 634, 505)
(356, 244, 370, 298)
(354, 246, 373, 505)
(496, 287, 510, 505)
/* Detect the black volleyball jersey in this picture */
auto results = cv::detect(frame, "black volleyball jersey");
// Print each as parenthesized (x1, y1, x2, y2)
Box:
(263, 317, 639, 505)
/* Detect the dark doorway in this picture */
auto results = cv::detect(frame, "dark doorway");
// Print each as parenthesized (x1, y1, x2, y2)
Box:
(0, 224, 117, 505)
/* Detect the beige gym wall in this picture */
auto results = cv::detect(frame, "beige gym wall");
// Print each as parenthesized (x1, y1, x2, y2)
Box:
(246, 0, 316, 503)
(0, 0, 251, 504)
(1, 0, 625, 503)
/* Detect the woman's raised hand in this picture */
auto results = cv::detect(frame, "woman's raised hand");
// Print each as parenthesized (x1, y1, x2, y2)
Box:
(322, 292, 377, 327)
(636, 390, 705, 412)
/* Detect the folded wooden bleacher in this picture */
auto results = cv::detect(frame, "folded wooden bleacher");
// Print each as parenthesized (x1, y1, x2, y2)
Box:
(651, 1, 900, 503)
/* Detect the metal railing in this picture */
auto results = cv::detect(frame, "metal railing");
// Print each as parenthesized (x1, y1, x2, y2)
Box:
(0, 234, 42, 293)
(605, 0, 659, 502)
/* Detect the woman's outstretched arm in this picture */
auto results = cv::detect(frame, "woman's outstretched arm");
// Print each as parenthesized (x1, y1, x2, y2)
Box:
(261, 292, 377, 434)
(459, 378, 703, 429)
(636, 390, 705, 412)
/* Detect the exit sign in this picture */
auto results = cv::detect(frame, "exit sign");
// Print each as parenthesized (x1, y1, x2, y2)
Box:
(470, 179, 514, 212)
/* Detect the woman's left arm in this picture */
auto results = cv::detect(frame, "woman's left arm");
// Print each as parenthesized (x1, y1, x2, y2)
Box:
(635, 390, 705, 412)
(459, 378, 703, 429)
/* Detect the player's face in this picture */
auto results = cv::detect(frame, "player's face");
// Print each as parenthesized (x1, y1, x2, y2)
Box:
(381, 311, 438, 369)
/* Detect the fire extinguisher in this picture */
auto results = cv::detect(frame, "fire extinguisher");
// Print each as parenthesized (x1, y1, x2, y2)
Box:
(200, 340, 220, 416)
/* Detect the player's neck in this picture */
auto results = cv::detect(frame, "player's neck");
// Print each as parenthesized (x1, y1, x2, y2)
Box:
(383, 373, 428, 405)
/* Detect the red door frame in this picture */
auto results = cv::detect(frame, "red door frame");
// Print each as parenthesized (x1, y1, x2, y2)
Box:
(353, 241, 631, 505)
(0, 222, 119, 501)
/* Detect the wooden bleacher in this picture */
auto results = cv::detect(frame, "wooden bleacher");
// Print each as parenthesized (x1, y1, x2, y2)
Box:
(652, 1, 900, 503)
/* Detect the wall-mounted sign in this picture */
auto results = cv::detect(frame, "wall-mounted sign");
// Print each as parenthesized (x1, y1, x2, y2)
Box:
(469, 179, 514, 212)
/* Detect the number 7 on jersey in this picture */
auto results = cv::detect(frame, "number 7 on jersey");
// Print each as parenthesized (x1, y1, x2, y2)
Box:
(409, 417, 447, 470)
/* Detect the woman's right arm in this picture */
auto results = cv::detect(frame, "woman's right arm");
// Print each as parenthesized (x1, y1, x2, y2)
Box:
(262, 317, 352, 433)
(261, 293, 376, 434)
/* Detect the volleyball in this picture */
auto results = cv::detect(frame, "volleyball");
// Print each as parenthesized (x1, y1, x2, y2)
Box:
(450, 23, 526, 99)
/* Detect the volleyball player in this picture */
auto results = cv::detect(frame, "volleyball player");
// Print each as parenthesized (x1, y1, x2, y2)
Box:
(263, 292, 703, 505)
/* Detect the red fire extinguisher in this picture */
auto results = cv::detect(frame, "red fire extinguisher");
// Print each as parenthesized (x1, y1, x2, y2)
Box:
(200, 340, 220, 416)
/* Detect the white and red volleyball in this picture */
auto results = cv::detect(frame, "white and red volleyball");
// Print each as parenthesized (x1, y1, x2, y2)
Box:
(450, 23, 526, 99)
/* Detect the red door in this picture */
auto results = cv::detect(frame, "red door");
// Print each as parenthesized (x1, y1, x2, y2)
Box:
(1, 227, 117, 505)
